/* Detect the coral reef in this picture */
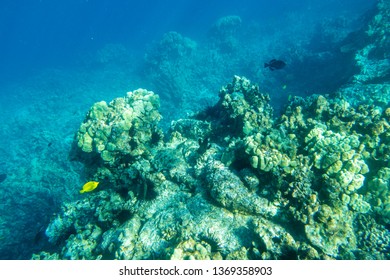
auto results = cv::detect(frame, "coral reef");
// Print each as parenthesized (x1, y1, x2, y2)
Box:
(31, 1, 389, 260)
(35, 73, 389, 260)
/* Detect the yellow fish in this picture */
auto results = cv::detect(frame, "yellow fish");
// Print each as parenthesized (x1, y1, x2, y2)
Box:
(80, 181, 99, 193)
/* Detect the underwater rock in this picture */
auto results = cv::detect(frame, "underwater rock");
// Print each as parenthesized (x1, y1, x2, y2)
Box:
(209, 15, 242, 52)
(212, 15, 242, 36)
(204, 159, 278, 217)
(142, 31, 202, 124)
(147, 31, 197, 62)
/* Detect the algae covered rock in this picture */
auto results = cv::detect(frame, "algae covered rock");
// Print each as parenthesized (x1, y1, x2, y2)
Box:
(204, 159, 278, 217)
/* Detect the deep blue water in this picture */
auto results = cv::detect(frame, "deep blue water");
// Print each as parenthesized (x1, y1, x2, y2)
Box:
(0, 0, 374, 82)
(0, 0, 381, 259)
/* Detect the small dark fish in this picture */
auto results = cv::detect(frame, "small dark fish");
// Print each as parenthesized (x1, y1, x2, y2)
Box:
(48, 142, 52, 147)
(0, 173, 7, 183)
(264, 59, 286, 71)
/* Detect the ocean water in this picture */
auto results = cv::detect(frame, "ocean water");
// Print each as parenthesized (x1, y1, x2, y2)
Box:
(0, 0, 388, 260)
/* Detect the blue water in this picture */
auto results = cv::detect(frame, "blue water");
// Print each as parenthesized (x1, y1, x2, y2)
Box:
(0, 0, 382, 259)
(0, 0, 374, 82)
